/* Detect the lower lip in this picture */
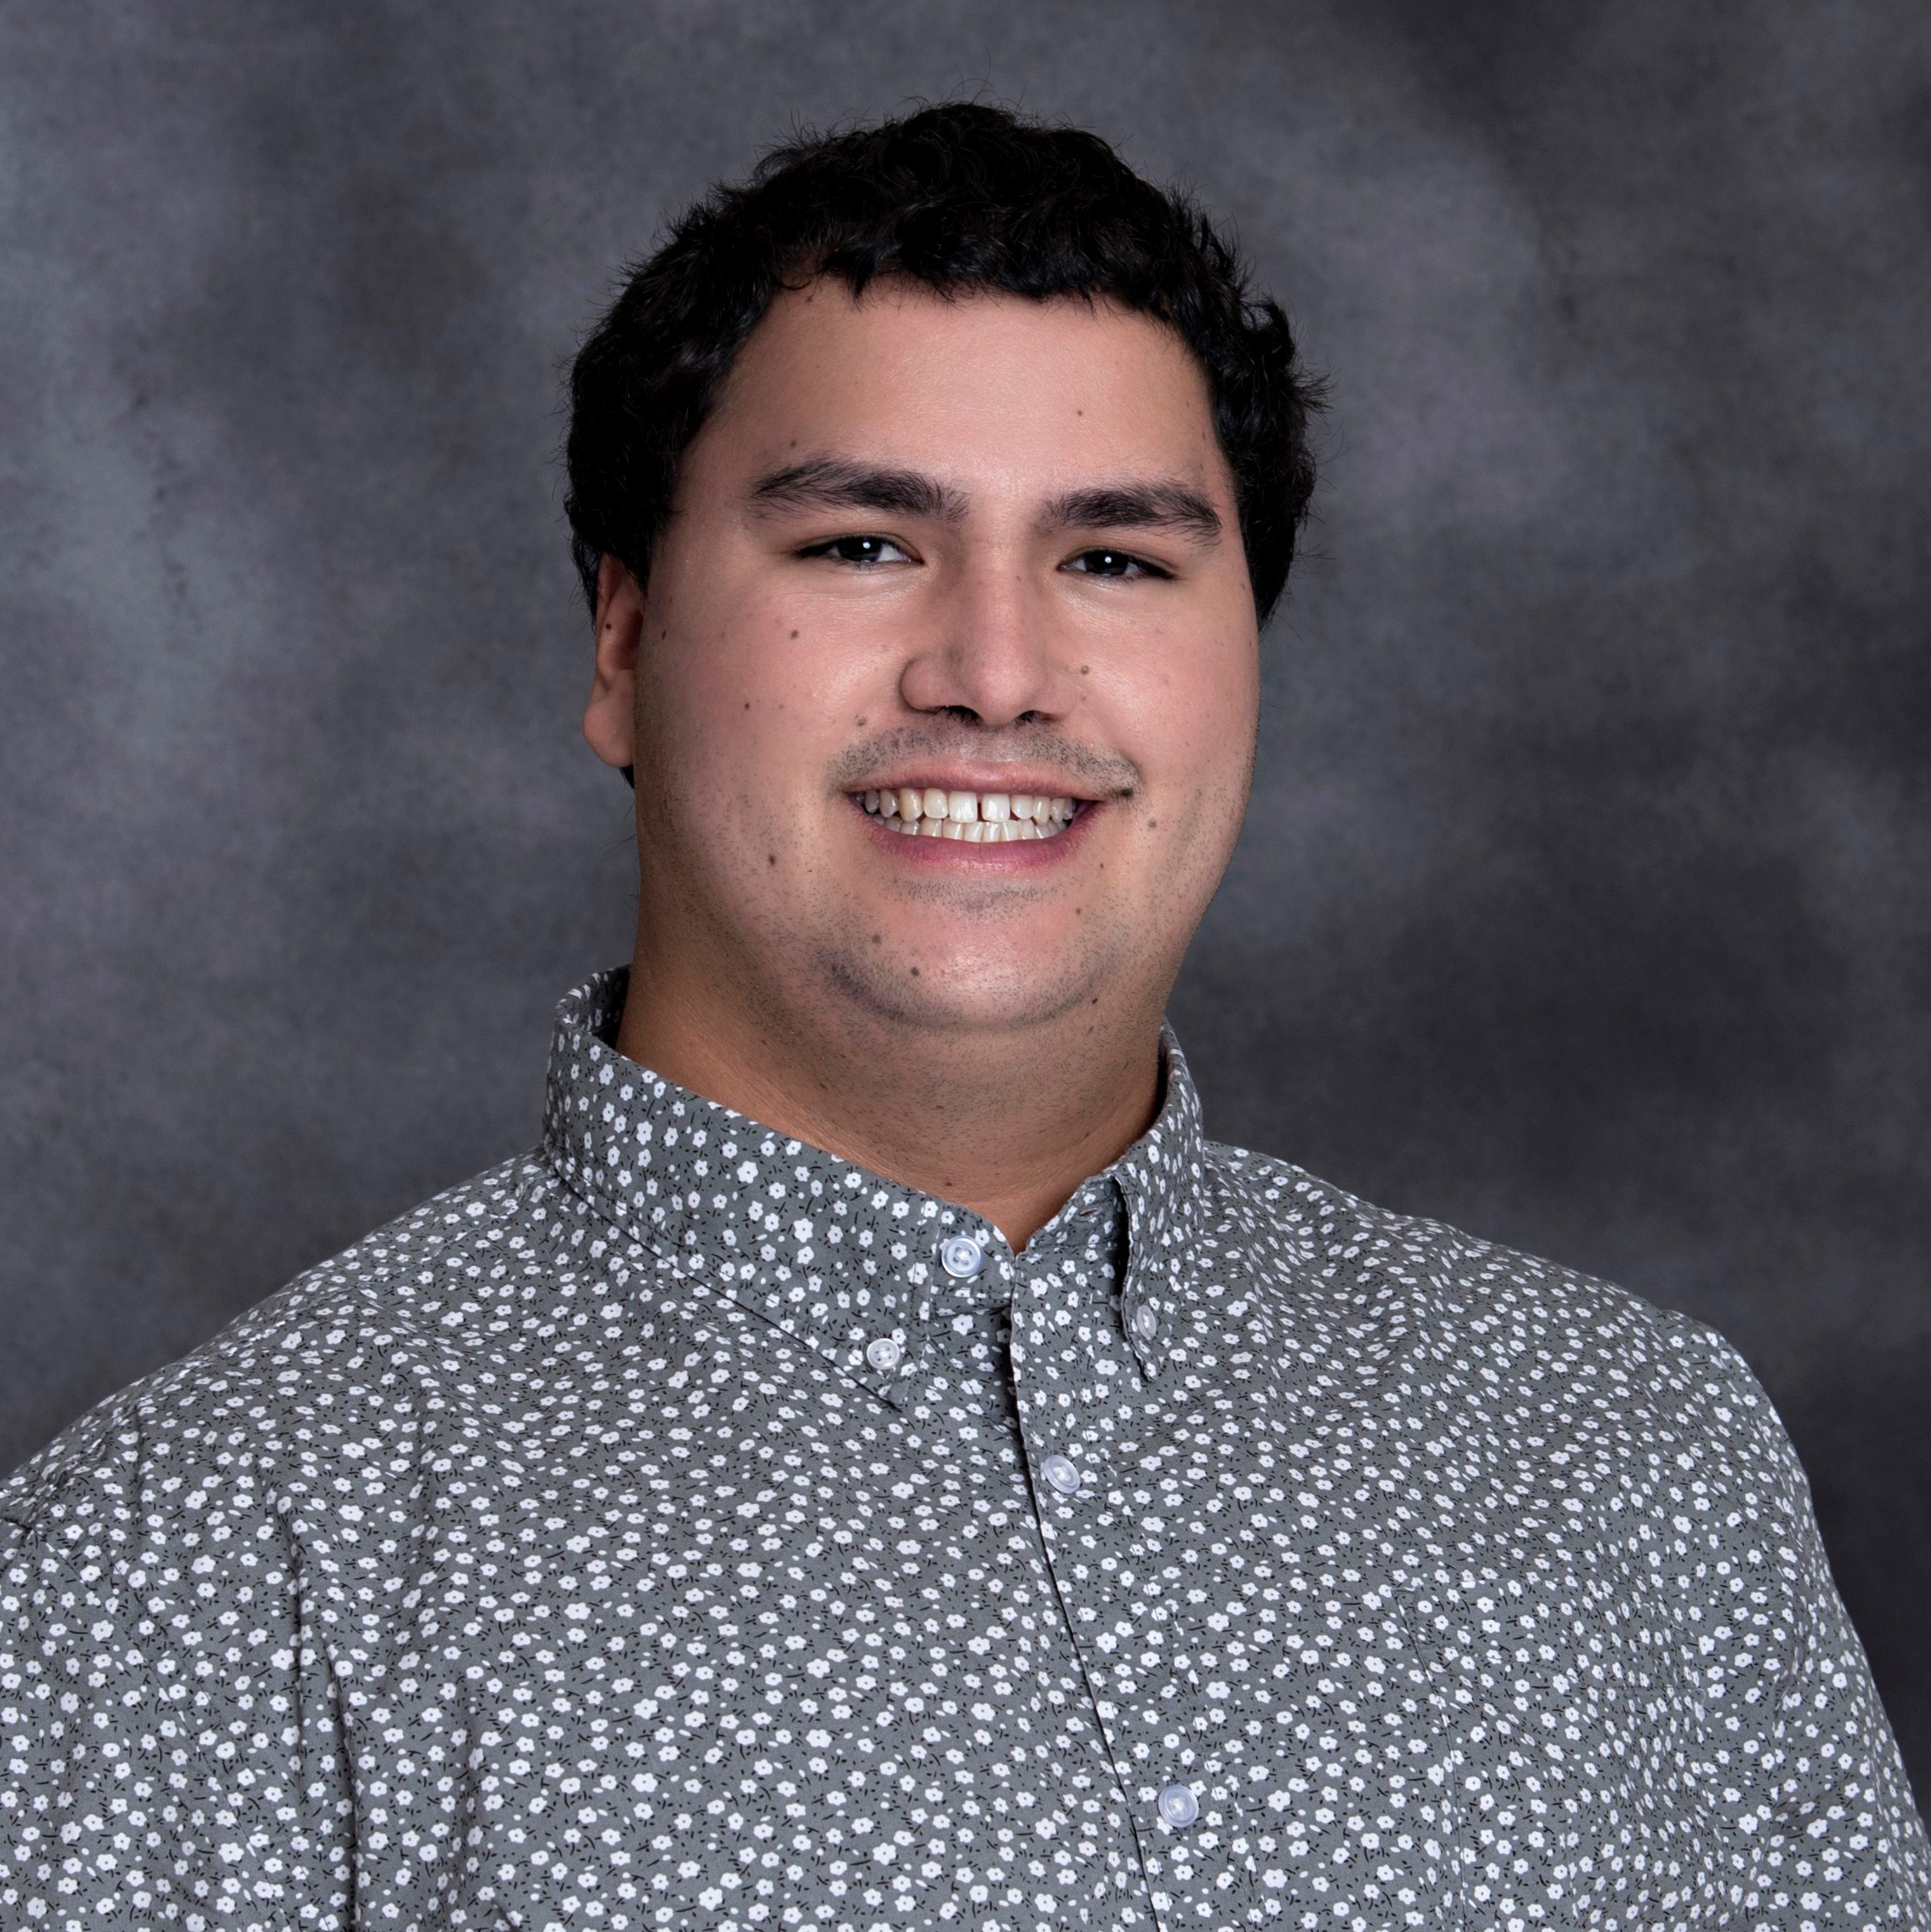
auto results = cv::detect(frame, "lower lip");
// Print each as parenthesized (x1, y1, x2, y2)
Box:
(851, 797, 1098, 864)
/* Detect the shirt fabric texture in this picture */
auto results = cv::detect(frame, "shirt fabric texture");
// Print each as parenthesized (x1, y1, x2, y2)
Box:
(3, 969, 1926, 1932)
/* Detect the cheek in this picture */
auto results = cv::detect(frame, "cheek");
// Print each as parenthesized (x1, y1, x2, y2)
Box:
(1129, 628, 1260, 816)
(640, 585, 889, 790)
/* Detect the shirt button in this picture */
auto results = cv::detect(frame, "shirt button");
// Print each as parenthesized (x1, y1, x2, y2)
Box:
(1129, 1303, 1159, 1342)
(1156, 1783, 1200, 1829)
(864, 1336, 902, 1372)
(1040, 1453, 1082, 1496)
(939, 1234, 985, 1279)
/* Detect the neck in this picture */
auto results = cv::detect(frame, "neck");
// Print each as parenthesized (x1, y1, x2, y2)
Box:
(611, 941, 1163, 1249)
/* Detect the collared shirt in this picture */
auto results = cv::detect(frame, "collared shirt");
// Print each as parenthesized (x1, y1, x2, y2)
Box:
(3, 969, 1926, 1932)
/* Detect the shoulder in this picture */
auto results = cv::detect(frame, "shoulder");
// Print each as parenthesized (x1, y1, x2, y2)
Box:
(1195, 1137, 1791, 1474)
(0, 1148, 556, 1555)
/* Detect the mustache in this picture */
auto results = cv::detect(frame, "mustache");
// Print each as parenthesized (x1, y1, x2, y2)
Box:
(828, 723, 1142, 797)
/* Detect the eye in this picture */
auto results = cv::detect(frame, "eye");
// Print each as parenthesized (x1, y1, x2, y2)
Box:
(800, 534, 914, 567)
(1063, 548, 1169, 581)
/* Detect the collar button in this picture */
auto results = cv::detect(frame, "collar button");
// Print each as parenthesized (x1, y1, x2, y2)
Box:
(938, 1235, 986, 1280)
(864, 1336, 903, 1372)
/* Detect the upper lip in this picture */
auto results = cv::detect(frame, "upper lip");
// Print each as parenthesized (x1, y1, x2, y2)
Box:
(846, 769, 1108, 801)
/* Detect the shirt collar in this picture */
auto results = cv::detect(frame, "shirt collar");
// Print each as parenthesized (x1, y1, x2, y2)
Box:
(541, 968, 1204, 1392)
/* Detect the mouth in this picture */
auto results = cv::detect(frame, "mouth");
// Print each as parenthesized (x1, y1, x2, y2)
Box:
(852, 785, 1082, 842)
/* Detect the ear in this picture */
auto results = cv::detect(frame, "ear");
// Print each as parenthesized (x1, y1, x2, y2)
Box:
(583, 555, 646, 774)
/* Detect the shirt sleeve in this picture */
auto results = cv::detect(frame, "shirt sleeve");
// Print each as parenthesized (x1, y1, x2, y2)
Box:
(1681, 1330, 1931, 1928)
(0, 1428, 356, 1929)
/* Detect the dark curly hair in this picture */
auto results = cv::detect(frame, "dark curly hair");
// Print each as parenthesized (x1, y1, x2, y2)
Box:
(565, 103, 1320, 623)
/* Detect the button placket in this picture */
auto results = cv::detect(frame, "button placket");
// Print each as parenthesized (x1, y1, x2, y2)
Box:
(1003, 1236, 1230, 1914)
(1005, 1228, 1255, 1922)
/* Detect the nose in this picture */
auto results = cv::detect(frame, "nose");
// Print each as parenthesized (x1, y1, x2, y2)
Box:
(897, 553, 1064, 729)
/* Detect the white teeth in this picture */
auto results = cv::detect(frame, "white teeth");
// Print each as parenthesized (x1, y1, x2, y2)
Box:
(856, 787, 1079, 840)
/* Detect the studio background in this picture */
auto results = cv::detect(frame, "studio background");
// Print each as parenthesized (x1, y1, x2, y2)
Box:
(3, 1, 1926, 1794)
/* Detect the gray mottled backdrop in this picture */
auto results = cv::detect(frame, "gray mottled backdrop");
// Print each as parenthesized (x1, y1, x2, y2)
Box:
(3, 0, 1927, 1792)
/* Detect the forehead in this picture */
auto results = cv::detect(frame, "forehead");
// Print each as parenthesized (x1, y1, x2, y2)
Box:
(693, 277, 1232, 501)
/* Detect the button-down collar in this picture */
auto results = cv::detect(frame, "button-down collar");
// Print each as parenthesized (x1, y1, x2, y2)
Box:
(541, 968, 1203, 1394)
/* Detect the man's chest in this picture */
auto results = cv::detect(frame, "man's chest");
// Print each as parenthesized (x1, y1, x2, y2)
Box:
(298, 1279, 1701, 1929)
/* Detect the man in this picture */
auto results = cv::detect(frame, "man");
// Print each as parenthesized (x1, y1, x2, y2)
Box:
(3, 104, 1924, 1932)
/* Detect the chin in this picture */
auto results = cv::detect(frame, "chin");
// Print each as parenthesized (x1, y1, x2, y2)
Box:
(816, 938, 1109, 1035)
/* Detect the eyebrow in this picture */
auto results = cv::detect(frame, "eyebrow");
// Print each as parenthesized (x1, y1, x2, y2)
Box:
(1041, 483, 1222, 545)
(747, 457, 967, 523)
(746, 457, 1222, 547)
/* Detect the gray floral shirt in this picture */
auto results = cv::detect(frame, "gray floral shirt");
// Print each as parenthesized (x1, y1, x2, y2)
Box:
(3, 970, 1926, 1931)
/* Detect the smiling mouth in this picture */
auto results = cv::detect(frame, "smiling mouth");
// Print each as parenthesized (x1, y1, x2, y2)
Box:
(854, 786, 1080, 842)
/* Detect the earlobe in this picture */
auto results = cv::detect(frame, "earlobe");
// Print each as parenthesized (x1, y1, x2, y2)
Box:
(583, 555, 646, 771)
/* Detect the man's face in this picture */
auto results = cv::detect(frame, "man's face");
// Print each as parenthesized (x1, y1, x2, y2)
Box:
(587, 279, 1260, 1042)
